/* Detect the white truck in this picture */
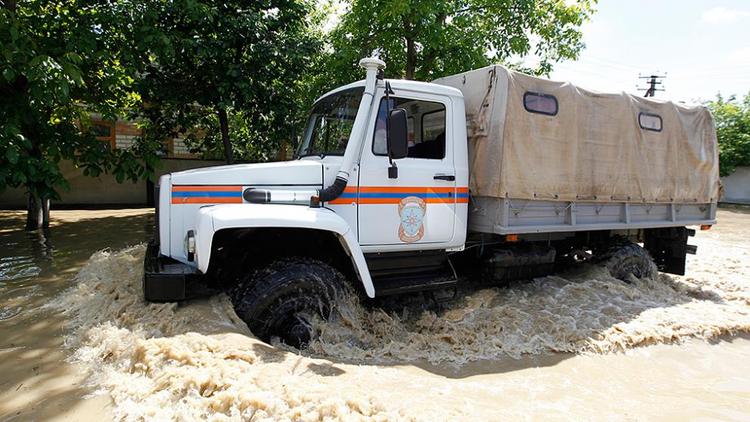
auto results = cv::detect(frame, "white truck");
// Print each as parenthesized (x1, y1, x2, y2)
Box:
(144, 58, 720, 347)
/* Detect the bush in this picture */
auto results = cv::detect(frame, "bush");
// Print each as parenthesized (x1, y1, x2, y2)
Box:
(707, 93, 750, 177)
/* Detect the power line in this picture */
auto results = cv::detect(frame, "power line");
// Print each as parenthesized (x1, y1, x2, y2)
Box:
(586, 56, 643, 71)
(637, 73, 666, 97)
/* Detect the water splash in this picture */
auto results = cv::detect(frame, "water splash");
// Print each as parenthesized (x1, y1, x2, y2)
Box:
(50, 232, 750, 420)
(50, 246, 402, 421)
(309, 262, 750, 365)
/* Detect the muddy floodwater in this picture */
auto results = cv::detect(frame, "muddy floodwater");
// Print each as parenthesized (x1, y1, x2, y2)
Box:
(1, 208, 750, 421)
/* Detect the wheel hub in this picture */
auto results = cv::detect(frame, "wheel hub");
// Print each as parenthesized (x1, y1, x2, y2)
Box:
(279, 312, 313, 348)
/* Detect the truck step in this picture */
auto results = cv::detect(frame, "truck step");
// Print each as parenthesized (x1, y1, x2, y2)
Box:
(365, 249, 458, 296)
(373, 273, 458, 297)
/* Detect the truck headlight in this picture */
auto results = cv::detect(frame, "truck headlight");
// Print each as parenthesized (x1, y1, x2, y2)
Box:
(186, 230, 195, 262)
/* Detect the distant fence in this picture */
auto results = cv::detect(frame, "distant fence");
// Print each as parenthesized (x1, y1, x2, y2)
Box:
(721, 166, 750, 205)
(0, 158, 225, 208)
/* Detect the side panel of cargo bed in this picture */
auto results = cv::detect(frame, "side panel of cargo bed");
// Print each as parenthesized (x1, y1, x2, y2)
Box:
(468, 197, 716, 234)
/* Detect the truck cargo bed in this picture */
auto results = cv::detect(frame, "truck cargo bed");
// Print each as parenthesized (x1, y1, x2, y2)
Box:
(469, 197, 716, 235)
(434, 66, 720, 224)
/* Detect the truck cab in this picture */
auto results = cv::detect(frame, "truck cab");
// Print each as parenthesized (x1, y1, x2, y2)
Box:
(303, 79, 469, 250)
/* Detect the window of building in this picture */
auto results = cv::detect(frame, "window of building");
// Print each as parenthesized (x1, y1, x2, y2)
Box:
(638, 112, 662, 132)
(523, 92, 558, 116)
(372, 97, 446, 159)
(91, 121, 115, 149)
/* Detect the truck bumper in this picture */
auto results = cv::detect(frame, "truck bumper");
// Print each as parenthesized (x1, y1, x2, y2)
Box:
(143, 241, 200, 302)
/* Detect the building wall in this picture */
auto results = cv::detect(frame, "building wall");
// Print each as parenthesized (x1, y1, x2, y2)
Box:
(721, 166, 750, 204)
(0, 158, 225, 208)
(0, 116, 225, 208)
(114, 120, 144, 150)
(172, 138, 193, 158)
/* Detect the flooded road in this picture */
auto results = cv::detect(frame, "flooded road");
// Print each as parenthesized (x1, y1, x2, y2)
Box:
(0, 209, 154, 421)
(1, 207, 749, 421)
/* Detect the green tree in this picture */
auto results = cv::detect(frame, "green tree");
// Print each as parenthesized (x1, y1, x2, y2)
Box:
(324, 0, 596, 84)
(707, 93, 750, 177)
(177, 110, 289, 163)
(116, 0, 320, 164)
(0, 0, 159, 230)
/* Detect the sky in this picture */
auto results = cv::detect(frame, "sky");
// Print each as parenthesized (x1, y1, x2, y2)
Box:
(546, 0, 750, 103)
(321, 0, 749, 104)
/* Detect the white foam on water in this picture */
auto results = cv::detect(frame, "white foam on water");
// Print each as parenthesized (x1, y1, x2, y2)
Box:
(51, 246, 403, 421)
(51, 230, 750, 420)
(310, 262, 750, 364)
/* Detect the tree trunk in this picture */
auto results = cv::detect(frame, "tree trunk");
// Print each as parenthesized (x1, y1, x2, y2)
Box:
(217, 108, 234, 164)
(43, 197, 50, 228)
(405, 37, 416, 80)
(23, 115, 50, 231)
(25, 192, 50, 231)
(2, 0, 18, 11)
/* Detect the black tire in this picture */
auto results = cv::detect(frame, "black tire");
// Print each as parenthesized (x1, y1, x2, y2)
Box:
(231, 258, 350, 348)
(597, 239, 657, 281)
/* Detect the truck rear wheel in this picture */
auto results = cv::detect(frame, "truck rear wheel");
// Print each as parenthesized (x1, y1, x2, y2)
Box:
(231, 258, 350, 348)
(597, 239, 656, 281)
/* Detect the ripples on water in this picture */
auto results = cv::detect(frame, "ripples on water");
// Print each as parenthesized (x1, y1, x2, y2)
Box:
(0, 240, 45, 283)
(0, 211, 153, 325)
(0, 232, 50, 326)
(0, 305, 22, 321)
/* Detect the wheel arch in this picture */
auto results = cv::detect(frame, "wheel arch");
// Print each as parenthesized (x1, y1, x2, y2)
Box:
(194, 204, 374, 297)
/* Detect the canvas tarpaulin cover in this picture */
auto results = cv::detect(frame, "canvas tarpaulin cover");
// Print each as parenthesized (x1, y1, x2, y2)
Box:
(434, 65, 720, 204)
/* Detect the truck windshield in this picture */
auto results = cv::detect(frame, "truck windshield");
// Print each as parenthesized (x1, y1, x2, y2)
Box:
(297, 87, 364, 158)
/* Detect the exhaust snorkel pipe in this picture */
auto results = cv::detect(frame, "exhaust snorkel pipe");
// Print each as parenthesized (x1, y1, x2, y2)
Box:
(312, 57, 385, 207)
(317, 176, 348, 203)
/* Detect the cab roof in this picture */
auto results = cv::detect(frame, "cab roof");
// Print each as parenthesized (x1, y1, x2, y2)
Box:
(316, 79, 464, 104)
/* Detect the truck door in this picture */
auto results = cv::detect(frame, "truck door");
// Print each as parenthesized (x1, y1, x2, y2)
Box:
(358, 91, 456, 246)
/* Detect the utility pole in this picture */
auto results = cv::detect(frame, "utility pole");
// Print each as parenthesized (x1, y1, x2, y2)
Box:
(637, 73, 666, 97)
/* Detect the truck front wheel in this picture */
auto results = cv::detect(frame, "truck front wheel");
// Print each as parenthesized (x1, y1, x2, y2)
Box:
(231, 258, 350, 348)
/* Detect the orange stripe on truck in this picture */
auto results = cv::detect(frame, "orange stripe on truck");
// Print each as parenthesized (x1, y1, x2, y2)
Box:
(172, 185, 243, 191)
(357, 186, 457, 193)
(169, 185, 469, 205)
(328, 186, 469, 205)
(171, 185, 244, 204)
(171, 196, 243, 204)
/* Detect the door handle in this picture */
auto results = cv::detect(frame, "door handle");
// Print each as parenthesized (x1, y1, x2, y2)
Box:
(433, 174, 455, 181)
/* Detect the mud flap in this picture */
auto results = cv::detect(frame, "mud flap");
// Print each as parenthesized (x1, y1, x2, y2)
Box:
(643, 227, 695, 276)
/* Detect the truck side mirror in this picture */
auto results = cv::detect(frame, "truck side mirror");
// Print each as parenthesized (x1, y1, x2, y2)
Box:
(387, 108, 409, 160)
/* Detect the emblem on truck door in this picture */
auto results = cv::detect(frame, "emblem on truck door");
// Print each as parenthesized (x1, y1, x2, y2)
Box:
(398, 196, 427, 242)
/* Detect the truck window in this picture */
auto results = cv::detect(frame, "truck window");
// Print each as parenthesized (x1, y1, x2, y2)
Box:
(422, 110, 446, 145)
(639, 112, 663, 132)
(298, 87, 364, 157)
(372, 97, 446, 159)
(523, 92, 558, 116)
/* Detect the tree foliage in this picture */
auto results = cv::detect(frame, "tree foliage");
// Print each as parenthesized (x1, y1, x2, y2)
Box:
(0, 0, 159, 229)
(115, 0, 320, 163)
(324, 0, 596, 85)
(0, 0, 320, 229)
(177, 110, 285, 163)
(2, 0, 599, 230)
(707, 93, 750, 177)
